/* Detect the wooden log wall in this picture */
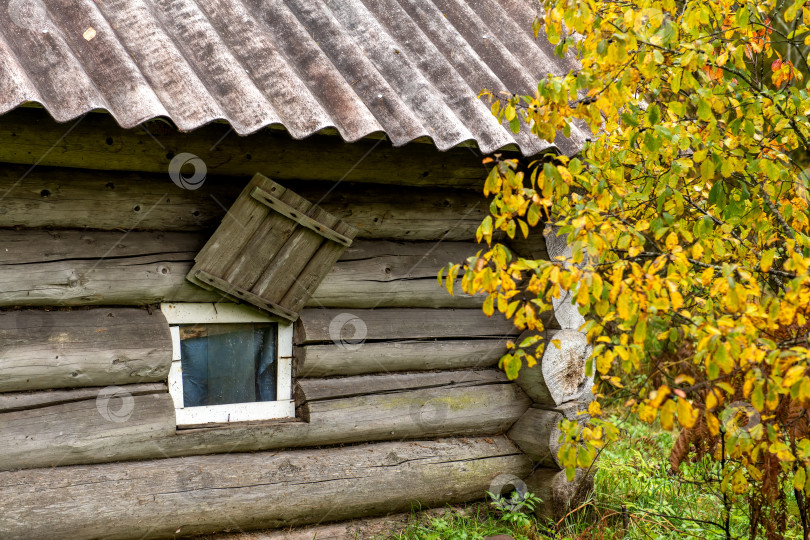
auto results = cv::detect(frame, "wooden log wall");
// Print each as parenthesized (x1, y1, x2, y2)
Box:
(0, 437, 532, 540)
(0, 164, 491, 239)
(0, 364, 530, 471)
(0, 231, 484, 308)
(0, 110, 592, 533)
(0, 307, 172, 391)
(0, 108, 493, 188)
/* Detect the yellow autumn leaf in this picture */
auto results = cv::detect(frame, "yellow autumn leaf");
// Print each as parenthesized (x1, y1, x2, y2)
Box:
(677, 399, 698, 428)
(660, 399, 677, 430)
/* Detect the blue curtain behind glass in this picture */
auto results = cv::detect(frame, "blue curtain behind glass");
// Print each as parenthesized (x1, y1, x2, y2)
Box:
(180, 323, 277, 407)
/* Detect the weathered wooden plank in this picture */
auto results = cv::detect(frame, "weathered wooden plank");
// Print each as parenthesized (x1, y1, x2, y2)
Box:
(0, 307, 172, 392)
(0, 437, 531, 539)
(0, 232, 484, 308)
(0, 108, 491, 187)
(0, 383, 166, 413)
(0, 391, 176, 471)
(297, 382, 530, 444)
(295, 338, 507, 377)
(311, 240, 485, 308)
(250, 186, 354, 247)
(281, 221, 356, 313)
(295, 369, 508, 405)
(0, 165, 488, 240)
(220, 186, 311, 289)
(190, 175, 280, 283)
(248, 206, 336, 300)
(0, 376, 529, 471)
(0, 229, 217, 306)
(515, 329, 593, 407)
(192, 270, 299, 322)
(507, 407, 563, 469)
(296, 308, 520, 344)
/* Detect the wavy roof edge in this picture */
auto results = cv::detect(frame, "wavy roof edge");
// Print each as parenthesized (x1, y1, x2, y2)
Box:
(0, 0, 585, 157)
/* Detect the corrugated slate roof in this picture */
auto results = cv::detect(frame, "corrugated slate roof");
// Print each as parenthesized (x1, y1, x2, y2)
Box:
(0, 0, 584, 155)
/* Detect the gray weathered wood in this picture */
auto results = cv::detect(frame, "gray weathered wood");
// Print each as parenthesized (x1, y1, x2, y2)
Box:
(0, 231, 482, 309)
(311, 240, 485, 308)
(515, 329, 593, 407)
(295, 338, 507, 377)
(0, 391, 176, 471)
(295, 369, 508, 406)
(0, 307, 172, 392)
(0, 383, 166, 413)
(282, 221, 357, 314)
(251, 186, 353, 247)
(0, 437, 531, 539)
(0, 374, 528, 471)
(0, 108, 491, 188)
(0, 165, 488, 240)
(525, 468, 595, 522)
(507, 408, 563, 469)
(296, 308, 519, 344)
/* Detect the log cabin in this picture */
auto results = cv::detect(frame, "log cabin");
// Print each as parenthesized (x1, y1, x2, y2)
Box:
(0, 1, 595, 538)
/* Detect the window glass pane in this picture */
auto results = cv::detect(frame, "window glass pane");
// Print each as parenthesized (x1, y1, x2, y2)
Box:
(179, 323, 277, 407)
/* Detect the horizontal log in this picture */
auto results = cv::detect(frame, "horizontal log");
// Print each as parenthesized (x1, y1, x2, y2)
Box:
(0, 307, 172, 392)
(295, 338, 507, 377)
(296, 308, 520, 345)
(295, 369, 508, 409)
(507, 408, 563, 469)
(0, 231, 481, 309)
(313, 240, 484, 308)
(0, 391, 176, 471)
(0, 437, 531, 539)
(0, 383, 166, 413)
(0, 164, 490, 240)
(0, 372, 529, 471)
(0, 108, 491, 188)
(515, 329, 593, 407)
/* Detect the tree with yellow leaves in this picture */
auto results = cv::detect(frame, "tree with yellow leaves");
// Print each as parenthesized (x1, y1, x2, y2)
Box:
(440, 0, 810, 537)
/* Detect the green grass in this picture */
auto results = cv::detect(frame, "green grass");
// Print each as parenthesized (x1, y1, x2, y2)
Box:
(394, 411, 807, 539)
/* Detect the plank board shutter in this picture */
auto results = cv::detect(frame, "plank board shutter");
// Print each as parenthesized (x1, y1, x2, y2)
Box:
(188, 173, 358, 322)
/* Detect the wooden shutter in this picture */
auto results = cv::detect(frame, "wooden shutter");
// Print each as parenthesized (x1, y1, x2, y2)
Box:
(188, 174, 358, 322)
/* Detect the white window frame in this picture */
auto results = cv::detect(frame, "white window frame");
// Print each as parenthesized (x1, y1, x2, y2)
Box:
(161, 303, 294, 427)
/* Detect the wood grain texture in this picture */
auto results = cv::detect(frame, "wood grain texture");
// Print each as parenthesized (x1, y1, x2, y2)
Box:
(507, 407, 563, 469)
(0, 165, 488, 240)
(0, 437, 532, 539)
(295, 369, 508, 404)
(525, 468, 594, 521)
(295, 338, 507, 377)
(0, 108, 490, 187)
(0, 307, 172, 392)
(296, 308, 520, 344)
(0, 382, 166, 413)
(0, 231, 481, 309)
(0, 371, 529, 471)
(515, 329, 593, 406)
(312, 240, 484, 308)
(0, 391, 176, 471)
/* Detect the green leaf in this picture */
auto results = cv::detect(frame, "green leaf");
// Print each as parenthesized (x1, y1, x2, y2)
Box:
(647, 104, 661, 125)
(622, 111, 639, 127)
(708, 181, 724, 206)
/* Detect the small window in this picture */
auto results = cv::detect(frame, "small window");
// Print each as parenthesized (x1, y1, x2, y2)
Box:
(161, 303, 294, 426)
